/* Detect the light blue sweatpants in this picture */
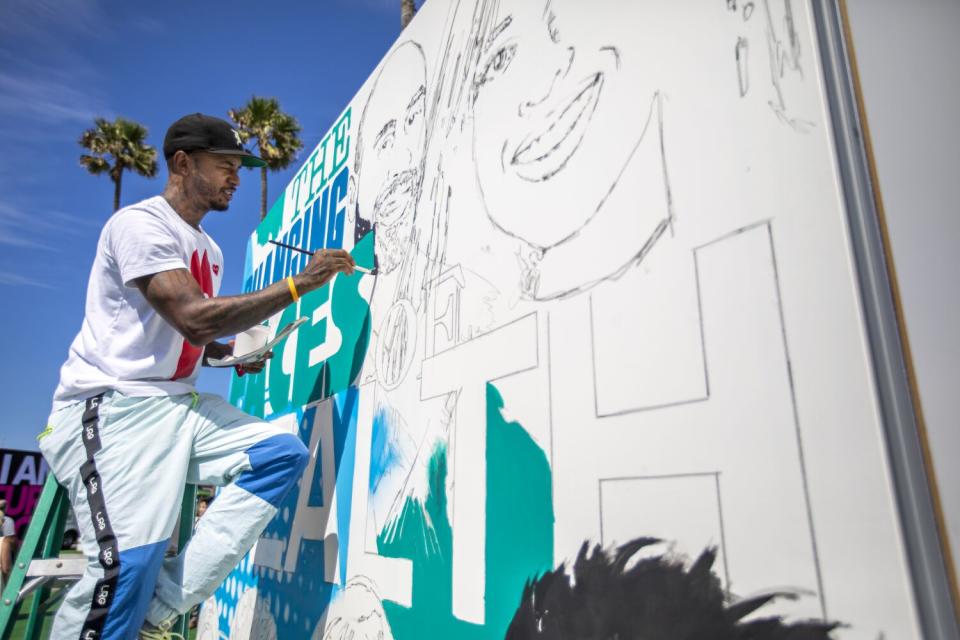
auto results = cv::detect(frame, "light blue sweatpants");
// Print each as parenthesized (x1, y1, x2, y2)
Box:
(39, 390, 308, 640)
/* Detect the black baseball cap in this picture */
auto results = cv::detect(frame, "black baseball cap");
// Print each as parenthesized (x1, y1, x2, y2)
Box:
(163, 113, 266, 167)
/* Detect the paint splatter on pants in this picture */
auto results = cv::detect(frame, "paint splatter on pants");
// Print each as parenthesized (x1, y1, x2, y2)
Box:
(39, 391, 308, 640)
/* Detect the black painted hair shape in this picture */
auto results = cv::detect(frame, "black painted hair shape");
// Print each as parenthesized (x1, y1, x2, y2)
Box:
(506, 537, 840, 640)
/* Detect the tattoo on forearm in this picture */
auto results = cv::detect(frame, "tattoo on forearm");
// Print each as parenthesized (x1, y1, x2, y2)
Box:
(139, 270, 310, 345)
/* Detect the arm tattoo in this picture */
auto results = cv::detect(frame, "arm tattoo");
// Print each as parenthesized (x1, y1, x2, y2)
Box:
(136, 269, 318, 345)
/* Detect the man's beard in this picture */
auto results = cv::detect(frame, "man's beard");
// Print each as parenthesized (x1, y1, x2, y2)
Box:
(191, 175, 229, 212)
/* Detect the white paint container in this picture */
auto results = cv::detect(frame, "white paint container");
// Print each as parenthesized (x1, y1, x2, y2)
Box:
(233, 325, 271, 357)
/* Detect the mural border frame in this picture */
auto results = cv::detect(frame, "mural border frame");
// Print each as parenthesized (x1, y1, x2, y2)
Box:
(812, 0, 960, 635)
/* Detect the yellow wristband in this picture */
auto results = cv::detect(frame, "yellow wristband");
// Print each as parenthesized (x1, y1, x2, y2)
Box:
(286, 276, 300, 302)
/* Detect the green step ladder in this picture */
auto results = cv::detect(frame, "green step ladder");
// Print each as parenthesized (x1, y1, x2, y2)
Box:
(0, 474, 197, 639)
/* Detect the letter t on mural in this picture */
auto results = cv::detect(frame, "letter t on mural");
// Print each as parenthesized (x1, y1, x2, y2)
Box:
(420, 313, 539, 624)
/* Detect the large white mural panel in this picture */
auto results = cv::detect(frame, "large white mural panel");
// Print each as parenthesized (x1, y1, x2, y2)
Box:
(211, 1, 924, 638)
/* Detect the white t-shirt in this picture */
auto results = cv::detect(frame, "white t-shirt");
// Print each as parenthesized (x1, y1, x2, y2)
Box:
(53, 196, 224, 409)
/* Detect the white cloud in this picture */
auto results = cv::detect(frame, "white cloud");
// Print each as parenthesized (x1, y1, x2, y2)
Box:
(0, 0, 110, 131)
(0, 271, 56, 289)
(0, 0, 107, 41)
(0, 202, 99, 250)
(0, 72, 102, 126)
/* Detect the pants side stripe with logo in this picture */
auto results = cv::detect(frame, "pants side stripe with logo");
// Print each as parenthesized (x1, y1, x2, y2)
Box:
(78, 393, 120, 638)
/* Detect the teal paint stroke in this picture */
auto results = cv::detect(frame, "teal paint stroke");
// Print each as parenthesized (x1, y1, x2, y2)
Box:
(377, 383, 554, 639)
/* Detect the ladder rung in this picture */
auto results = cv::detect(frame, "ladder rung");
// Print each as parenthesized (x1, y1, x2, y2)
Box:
(16, 574, 80, 605)
(25, 559, 86, 578)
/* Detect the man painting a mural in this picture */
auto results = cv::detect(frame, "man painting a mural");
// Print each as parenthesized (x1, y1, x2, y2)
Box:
(39, 113, 355, 638)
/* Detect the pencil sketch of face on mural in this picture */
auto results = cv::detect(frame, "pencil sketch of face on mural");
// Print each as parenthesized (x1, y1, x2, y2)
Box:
(317, 578, 393, 640)
(469, 0, 672, 300)
(356, 41, 428, 275)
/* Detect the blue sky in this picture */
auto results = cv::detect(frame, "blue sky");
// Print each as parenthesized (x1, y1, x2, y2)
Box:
(0, 0, 411, 451)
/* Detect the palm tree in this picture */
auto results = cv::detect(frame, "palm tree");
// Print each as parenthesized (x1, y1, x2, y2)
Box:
(401, 0, 417, 29)
(228, 97, 303, 220)
(79, 117, 158, 212)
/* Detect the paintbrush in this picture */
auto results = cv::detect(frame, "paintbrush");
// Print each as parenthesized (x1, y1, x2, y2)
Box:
(268, 239, 373, 274)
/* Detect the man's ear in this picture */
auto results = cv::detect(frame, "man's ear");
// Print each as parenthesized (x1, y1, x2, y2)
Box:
(170, 150, 193, 177)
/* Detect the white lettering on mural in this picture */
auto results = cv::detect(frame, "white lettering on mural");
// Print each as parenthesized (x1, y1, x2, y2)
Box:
(308, 283, 343, 368)
(283, 109, 353, 228)
(283, 389, 416, 608)
(283, 407, 340, 582)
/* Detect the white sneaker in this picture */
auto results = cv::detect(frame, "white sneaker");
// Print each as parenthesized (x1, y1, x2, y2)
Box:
(138, 617, 185, 640)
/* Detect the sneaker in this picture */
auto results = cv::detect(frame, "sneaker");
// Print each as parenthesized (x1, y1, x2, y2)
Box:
(138, 618, 185, 640)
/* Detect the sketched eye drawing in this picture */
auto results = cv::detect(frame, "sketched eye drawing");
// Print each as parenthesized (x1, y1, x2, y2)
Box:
(374, 122, 396, 157)
(476, 44, 517, 89)
(546, 12, 560, 43)
(404, 87, 426, 132)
